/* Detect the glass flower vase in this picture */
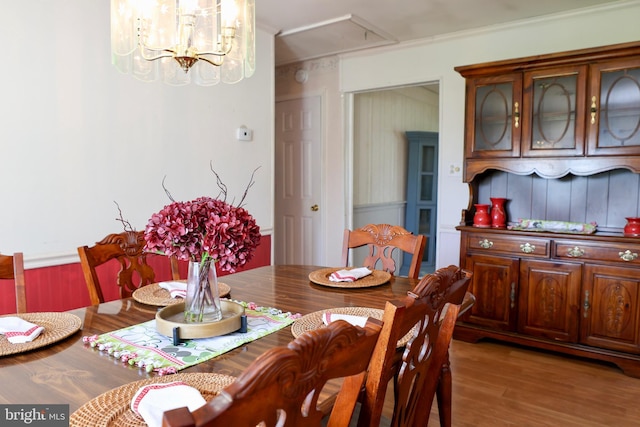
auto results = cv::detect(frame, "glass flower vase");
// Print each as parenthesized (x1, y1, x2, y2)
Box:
(185, 259, 222, 323)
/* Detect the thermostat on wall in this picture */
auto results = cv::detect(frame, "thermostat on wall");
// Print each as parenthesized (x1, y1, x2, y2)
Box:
(236, 126, 253, 141)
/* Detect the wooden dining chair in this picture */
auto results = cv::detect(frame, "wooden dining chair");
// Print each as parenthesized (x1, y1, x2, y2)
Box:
(170, 257, 182, 280)
(78, 230, 181, 305)
(341, 224, 426, 279)
(434, 289, 475, 427)
(356, 265, 472, 427)
(0, 252, 27, 313)
(162, 319, 383, 427)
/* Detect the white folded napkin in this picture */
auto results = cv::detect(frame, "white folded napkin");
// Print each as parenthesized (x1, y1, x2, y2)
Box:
(329, 267, 373, 282)
(158, 281, 187, 299)
(131, 381, 207, 427)
(0, 316, 45, 344)
(322, 312, 368, 328)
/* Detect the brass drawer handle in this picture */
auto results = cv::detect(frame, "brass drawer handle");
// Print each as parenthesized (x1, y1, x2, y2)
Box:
(590, 96, 597, 125)
(520, 243, 535, 254)
(478, 239, 493, 249)
(567, 246, 585, 258)
(514, 102, 520, 129)
(619, 250, 638, 262)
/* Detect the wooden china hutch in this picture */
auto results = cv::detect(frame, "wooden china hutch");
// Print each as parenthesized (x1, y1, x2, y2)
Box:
(454, 41, 640, 377)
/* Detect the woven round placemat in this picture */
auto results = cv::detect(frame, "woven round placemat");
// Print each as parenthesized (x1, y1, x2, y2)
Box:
(132, 282, 231, 307)
(308, 267, 391, 288)
(70, 372, 236, 427)
(291, 307, 414, 347)
(0, 312, 82, 357)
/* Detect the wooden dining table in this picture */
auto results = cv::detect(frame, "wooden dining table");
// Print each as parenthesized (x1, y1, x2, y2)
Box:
(0, 265, 419, 415)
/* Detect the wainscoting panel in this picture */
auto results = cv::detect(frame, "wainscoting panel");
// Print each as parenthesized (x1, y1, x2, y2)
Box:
(0, 235, 272, 315)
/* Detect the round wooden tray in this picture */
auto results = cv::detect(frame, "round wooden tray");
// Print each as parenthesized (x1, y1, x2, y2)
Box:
(156, 300, 245, 339)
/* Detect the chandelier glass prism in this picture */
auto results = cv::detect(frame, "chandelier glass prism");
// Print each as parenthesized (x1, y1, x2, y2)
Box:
(111, 0, 255, 86)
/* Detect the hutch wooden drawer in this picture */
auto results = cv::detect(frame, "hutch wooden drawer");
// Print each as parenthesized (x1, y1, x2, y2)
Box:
(554, 240, 640, 265)
(465, 234, 550, 257)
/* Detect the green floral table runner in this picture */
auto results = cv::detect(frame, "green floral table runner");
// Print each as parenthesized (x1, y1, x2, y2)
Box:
(83, 300, 299, 375)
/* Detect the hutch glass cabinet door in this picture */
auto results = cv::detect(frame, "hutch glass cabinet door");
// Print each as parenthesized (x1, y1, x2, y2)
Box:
(466, 74, 522, 158)
(402, 131, 437, 276)
(522, 65, 587, 157)
(587, 58, 640, 156)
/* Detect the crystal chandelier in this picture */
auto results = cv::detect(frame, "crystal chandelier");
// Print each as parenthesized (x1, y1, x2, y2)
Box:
(111, 0, 255, 86)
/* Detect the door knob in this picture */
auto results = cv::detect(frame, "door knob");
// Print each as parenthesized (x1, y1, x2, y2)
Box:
(310, 204, 319, 212)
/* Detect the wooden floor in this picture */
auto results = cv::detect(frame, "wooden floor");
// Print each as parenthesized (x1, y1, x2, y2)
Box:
(421, 339, 640, 426)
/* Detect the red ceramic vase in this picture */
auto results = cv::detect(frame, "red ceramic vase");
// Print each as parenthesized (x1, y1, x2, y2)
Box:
(490, 197, 507, 228)
(624, 217, 640, 237)
(473, 204, 491, 228)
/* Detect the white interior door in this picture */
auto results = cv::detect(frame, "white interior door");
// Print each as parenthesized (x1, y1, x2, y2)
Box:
(275, 96, 323, 265)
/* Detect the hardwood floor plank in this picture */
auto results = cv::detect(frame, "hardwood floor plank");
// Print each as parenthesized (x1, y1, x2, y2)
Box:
(419, 340, 640, 426)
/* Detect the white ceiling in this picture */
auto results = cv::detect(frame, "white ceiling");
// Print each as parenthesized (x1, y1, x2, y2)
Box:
(256, 0, 626, 65)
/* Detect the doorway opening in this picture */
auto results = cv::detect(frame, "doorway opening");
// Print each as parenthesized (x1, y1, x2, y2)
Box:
(350, 83, 439, 276)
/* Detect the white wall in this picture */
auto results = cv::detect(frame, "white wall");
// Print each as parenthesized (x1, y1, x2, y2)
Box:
(0, 2, 275, 268)
(340, 1, 640, 269)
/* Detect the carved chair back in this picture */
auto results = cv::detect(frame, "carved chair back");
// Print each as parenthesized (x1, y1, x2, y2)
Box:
(356, 265, 472, 427)
(78, 230, 179, 305)
(162, 319, 383, 427)
(341, 224, 426, 279)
